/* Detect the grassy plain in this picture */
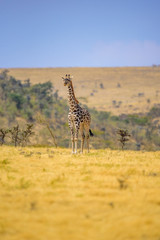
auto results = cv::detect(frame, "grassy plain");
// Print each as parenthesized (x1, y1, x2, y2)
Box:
(7, 67, 160, 115)
(0, 146, 160, 240)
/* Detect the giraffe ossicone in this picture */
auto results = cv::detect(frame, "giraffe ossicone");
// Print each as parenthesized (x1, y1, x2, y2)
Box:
(62, 74, 93, 154)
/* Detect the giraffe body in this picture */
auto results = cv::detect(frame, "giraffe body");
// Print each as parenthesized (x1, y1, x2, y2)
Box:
(62, 74, 92, 153)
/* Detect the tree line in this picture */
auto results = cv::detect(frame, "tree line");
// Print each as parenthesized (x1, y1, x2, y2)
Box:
(0, 69, 57, 122)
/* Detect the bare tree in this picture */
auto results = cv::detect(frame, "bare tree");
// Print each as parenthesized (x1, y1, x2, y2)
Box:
(36, 114, 57, 147)
(20, 124, 34, 146)
(9, 124, 34, 147)
(0, 128, 9, 145)
(9, 124, 21, 147)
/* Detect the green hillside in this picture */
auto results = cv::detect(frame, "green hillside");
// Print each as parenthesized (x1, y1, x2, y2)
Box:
(0, 69, 160, 150)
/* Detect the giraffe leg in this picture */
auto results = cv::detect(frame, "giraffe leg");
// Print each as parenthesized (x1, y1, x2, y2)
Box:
(85, 126, 90, 153)
(74, 122, 80, 154)
(71, 129, 75, 154)
(81, 133, 85, 154)
(80, 124, 85, 153)
(68, 117, 75, 154)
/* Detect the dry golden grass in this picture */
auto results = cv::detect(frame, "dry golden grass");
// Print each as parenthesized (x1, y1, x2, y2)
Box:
(0, 146, 160, 240)
(7, 67, 160, 115)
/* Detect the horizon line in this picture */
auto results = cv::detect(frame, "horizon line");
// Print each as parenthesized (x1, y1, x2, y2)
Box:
(1, 65, 160, 69)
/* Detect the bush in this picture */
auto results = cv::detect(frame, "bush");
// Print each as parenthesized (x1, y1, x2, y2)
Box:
(128, 115, 149, 126)
(148, 107, 160, 118)
(9, 93, 24, 109)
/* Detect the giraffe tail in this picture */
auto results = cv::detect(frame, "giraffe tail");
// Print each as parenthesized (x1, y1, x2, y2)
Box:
(89, 129, 94, 137)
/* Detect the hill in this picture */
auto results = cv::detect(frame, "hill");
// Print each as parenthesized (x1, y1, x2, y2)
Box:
(0, 69, 160, 150)
(7, 66, 160, 115)
(0, 147, 160, 240)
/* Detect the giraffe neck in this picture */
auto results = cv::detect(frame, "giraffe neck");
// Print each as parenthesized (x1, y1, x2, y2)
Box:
(67, 82, 79, 111)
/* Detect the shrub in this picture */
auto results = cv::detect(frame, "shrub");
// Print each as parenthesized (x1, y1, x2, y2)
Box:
(117, 129, 131, 150)
(128, 115, 149, 126)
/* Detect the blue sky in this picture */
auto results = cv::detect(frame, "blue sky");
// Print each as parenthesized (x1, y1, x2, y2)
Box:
(0, 0, 160, 67)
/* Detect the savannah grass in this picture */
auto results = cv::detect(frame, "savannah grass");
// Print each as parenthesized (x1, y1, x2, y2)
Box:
(0, 146, 160, 240)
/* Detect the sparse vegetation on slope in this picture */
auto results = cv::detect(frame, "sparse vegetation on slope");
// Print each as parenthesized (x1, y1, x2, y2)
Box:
(7, 66, 160, 115)
(0, 70, 160, 150)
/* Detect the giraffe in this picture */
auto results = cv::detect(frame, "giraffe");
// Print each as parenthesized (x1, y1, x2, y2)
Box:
(62, 74, 93, 154)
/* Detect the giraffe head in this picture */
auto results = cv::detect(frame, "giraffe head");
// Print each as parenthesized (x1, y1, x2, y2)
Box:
(62, 74, 79, 104)
(62, 74, 72, 86)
